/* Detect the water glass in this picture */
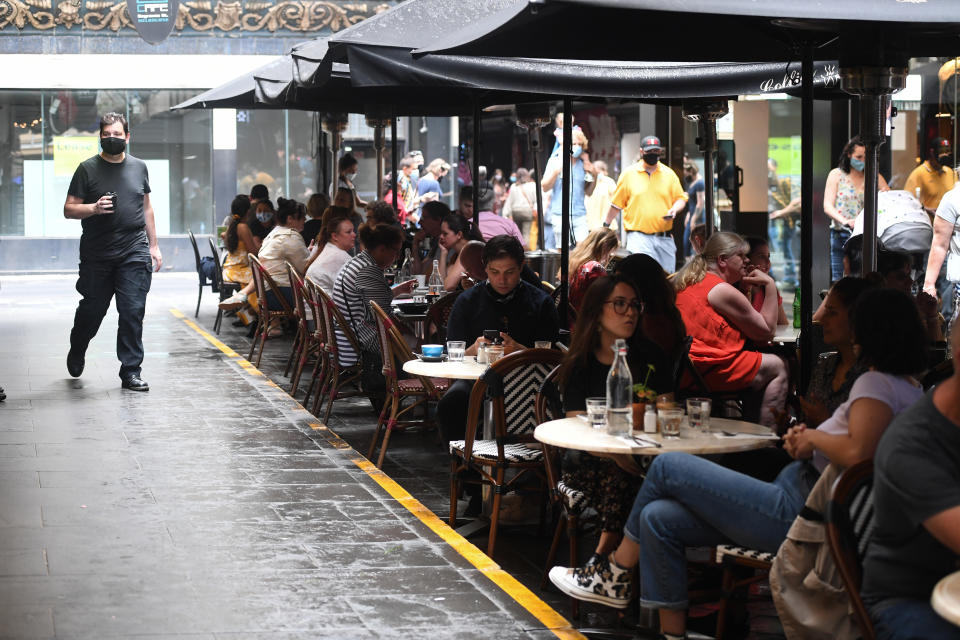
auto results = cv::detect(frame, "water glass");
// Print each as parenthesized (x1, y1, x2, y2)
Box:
(686, 397, 712, 431)
(534, 341, 553, 350)
(446, 341, 465, 362)
(585, 398, 606, 430)
(485, 344, 504, 363)
(658, 407, 684, 438)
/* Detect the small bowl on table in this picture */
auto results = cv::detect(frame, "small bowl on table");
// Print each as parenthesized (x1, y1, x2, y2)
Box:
(420, 344, 445, 361)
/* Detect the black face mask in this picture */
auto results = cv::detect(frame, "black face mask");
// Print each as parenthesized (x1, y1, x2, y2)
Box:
(643, 152, 660, 166)
(101, 136, 126, 155)
(938, 153, 952, 167)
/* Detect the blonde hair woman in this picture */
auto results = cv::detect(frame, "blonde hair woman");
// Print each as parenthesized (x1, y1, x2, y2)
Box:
(673, 231, 788, 426)
(566, 227, 619, 311)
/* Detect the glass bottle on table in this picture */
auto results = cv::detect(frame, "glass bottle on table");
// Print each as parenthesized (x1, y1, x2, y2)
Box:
(605, 338, 633, 437)
(398, 248, 412, 284)
(428, 259, 444, 297)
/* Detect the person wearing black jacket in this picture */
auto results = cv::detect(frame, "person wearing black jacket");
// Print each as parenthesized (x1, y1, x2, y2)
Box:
(438, 235, 559, 443)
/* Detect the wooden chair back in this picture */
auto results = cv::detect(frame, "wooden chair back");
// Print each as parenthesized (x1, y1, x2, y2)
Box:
(248, 254, 294, 316)
(314, 284, 361, 364)
(424, 290, 461, 344)
(826, 459, 877, 640)
(285, 261, 309, 326)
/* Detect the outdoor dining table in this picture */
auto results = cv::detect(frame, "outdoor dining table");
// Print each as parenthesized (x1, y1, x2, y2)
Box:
(534, 415, 780, 456)
(771, 325, 800, 344)
(402, 354, 487, 380)
(932, 570, 960, 627)
(393, 297, 432, 343)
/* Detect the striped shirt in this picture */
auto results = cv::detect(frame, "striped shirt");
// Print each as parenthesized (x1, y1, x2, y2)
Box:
(332, 250, 393, 366)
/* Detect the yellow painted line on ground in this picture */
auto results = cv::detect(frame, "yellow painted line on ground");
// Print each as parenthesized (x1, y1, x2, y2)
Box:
(170, 309, 263, 376)
(172, 309, 579, 637)
(353, 458, 586, 640)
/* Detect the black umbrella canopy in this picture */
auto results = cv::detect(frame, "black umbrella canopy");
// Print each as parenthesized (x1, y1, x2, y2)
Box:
(346, 45, 844, 102)
(418, 0, 960, 62)
(172, 57, 291, 110)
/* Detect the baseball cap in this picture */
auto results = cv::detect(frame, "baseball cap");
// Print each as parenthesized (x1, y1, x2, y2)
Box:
(931, 137, 951, 151)
(641, 135, 663, 152)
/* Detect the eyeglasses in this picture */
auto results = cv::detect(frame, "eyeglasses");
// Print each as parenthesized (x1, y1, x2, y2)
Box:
(604, 298, 642, 315)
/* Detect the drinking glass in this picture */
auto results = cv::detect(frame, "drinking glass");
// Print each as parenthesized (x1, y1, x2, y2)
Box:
(485, 344, 504, 363)
(446, 341, 465, 362)
(686, 397, 712, 432)
(658, 408, 684, 438)
(585, 398, 606, 430)
(534, 340, 553, 350)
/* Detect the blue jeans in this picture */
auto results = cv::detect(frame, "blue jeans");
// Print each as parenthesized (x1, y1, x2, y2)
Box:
(777, 220, 797, 280)
(551, 214, 588, 248)
(71, 251, 153, 380)
(871, 599, 960, 640)
(830, 227, 851, 283)
(623, 453, 818, 609)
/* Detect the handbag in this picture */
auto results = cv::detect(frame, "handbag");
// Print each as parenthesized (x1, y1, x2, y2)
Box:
(769, 463, 861, 640)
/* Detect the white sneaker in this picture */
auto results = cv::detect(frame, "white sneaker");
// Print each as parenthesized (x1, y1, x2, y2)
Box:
(219, 291, 247, 310)
(548, 553, 632, 609)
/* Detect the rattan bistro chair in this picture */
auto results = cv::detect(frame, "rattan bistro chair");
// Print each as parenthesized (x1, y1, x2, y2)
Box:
(826, 460, 877, 640)
(449, 348, 562, 557)
(208, 237, 241, 335)
(310, 285, 364, 424)
(247, 254, 296, 368)
(285, 261, 319, 396)
(188, 229, 208, 318)
(299, 277, 331, 410)
(368, 301, 450, 468)
(423, 290, 461, 345)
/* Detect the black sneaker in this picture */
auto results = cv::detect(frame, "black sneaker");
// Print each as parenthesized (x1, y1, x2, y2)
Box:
(67, 347, 85, 378)
(121, 375, 150, 392)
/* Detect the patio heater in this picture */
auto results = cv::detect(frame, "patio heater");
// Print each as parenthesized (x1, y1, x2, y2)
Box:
(321, 112, 349, 197)
(682, 99, 729, 237)
(841, 65, 907, 274)
(365, 112, 392, 199)
(514, 103, 553, 250)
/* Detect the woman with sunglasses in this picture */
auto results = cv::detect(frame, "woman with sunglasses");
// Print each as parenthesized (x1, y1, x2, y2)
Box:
(556, 275, 674, 562)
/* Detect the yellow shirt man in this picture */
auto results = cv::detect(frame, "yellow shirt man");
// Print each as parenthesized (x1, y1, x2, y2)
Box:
(905, 160, 957, 213)
(611, 161, 687, 234)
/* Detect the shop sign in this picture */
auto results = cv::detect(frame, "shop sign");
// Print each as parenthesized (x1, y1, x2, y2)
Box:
(53, 136, 99, 177)
(129, 0, 179, 44)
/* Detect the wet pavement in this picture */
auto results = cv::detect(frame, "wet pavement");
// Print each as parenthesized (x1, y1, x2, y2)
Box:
(0, 273, 582, 639)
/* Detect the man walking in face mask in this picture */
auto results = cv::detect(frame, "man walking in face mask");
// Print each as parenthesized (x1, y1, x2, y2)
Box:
(603, 135, 687, 273)
(905, 137, 957, 216)
(63, 112, 162, 392)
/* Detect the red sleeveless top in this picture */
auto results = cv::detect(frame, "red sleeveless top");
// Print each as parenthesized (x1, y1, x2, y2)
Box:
(675, 272, 762, 391)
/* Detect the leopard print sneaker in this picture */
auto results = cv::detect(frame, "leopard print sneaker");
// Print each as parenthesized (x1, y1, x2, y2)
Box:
(548, 552, 632, 609)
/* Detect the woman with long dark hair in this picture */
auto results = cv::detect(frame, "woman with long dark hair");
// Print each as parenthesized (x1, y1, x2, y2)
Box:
(551, 287, 927, 640)
(558, 275, 674, 561)
(305, 214, 355, 294)
(823, 136, 890, 282)
(222, 194, 254, 286)
(438, 213, 482, 290)
(612, 253, 687, 364)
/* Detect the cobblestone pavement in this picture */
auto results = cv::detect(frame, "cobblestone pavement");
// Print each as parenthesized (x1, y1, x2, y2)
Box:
(0, 273, 584, 640)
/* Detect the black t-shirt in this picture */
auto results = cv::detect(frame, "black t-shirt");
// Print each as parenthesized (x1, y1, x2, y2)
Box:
(446, 280, 559, 349)
(861, 390, 960, 607)
(562, 342, 673, 413)
(68, 154, 151, 262)
(301, 219, 323, 245)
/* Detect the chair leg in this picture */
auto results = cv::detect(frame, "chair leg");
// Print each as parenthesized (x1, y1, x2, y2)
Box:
(247, 317, 262, 362)
(309, 358, 330, 417)
(252, 319, 269, 368)
(449, 458, 460, 528)
(541, 512, 566, 590)
(715, 565, 735, 640)
(214, 307, 223, 335)
(284, 325, 302, 377)
(321, 368, 340, 425)
(568, 513, 581, 620)
(375, 398, 401, 469)
(367, 391, 393, 462)
(487, 473, 505, 557)
(195, 284, 202, 318)
(290, 337, 310, 396)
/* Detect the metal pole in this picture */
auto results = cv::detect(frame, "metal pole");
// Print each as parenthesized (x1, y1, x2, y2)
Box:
(472, 102, 481, 227)
(532, 148, 545, 251)
(702, 120, 716, 237)
(800, 47, 814, 393)
(373, 125, 386, 200)
(560, 98, 572, 329)
(860, 94, 883, 275)
(391, 117, 398, 213)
